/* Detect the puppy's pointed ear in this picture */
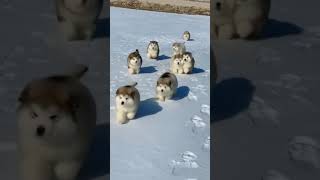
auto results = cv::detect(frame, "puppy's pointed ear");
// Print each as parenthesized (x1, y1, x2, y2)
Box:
(18, 86, 30, 103)
(135, 49, 139, 54)
(116, 88, 120, 96)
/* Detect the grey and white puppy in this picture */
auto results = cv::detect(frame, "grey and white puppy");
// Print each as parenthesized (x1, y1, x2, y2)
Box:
(183, 31, 191, 41)
(147, 41, 160, 59)
(172, 42, 186, 56)
(170, 54, 184, 74)
(127, 49, 142, 74)
(17, 65, 96, 180)
(182, 52, 195, 74)
(156, 72, 178, 101)
(55, 0, 103, 40)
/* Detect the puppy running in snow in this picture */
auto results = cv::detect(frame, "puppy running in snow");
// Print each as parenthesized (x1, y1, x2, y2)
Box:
(170, 54, 184, 74)
(172, 42, 186, 56)
(55, 0, 103, 40)
(183, 31, 191, 41)
(116, 82, 140, 124)
(156, 72, 178, 101)
(182, 52, 195, 74)
(127, 49, 142, 74)
(147, 41, 160, 60)
(17, 64, 96, 180)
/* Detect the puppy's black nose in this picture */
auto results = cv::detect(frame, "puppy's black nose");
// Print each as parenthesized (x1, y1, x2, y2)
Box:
(161, 89, 164, 92)
(36, 126, 45, 137)
(121, 101, 124, 105)
(216, 2, 221, 10)
(177, 62, 180, 65)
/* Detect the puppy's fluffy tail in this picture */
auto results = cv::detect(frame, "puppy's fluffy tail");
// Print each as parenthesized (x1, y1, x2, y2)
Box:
(68, 64, 88, 79)
(130, 82, 138, 87)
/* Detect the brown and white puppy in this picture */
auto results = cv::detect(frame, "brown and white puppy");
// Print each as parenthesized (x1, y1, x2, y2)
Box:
(147, 41, 160, 59)
(127, 49, 142, 74)
(183, 31, 191, 41)
(55, 0, 103, 40)
(170, 54, 184, 74)
(156, 72, 178, 101)
(115, 82, 140, 124)
(17, 65, 96, 180)
(182, 52, 195, 74)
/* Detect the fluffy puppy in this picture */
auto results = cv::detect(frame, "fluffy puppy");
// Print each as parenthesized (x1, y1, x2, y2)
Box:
(172, 42, 186, 56)
(182, 52, 195, 74)
(212, 0, 270, 39)
(183, 31, 191, 41)
(147, 41, 160, 59)
(156, 72, 178, 101)
(170, 54, 184, 74)
(115, 82, 140, 124)
(127, 49, 142, 74)
(17, 65, 96, 180)
(55, 0, 103, 40)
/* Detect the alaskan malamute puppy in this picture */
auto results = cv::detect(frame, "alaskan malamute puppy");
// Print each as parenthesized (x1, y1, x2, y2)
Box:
(156, 72, 178, 101)
(182, 52, 195, 74)
(147, 41, 160, 59)
(55, 0, 103, 40)
(171, 54, 184, 74)
(116, 82, 140, 124)
(17, 65, 96, 180)
(127, 49, 142, 74)
(172, 42, 186, 56)
(183, 31, 191, 41)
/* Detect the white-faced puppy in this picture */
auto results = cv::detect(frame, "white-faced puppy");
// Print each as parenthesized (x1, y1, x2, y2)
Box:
(182, 52, 195, 74)
(147, 41, 160, 60)
(55, 0, 103, 40)
(233, 0, 271, 39)
(212, 0, 236, 39)
(156, 72, 178, 101)
(172, 42, 186, 56)
(183, 31, 191, 41)
(115, 82, 140, 124)
(17, 65, 96, 180)
(170, 54, 184, 74)
(127, 49, 142, 74)
(212, 0, 271, 39)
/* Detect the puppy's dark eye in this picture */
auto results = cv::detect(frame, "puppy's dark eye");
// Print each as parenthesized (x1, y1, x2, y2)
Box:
(120, 97, 122, 99)
(126, 98, 128, 100)
(31, 112, 38, 118)
(49, 115, 58, 120)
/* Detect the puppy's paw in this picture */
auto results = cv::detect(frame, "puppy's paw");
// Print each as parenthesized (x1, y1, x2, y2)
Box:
(128, 68, 135, 74)
(236, 21, 254, 39)
(127, 112, 136, 120)
(55, 161, 81, 180)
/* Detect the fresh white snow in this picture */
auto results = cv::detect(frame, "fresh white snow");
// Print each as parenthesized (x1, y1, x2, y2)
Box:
(110, 7, 210, 180)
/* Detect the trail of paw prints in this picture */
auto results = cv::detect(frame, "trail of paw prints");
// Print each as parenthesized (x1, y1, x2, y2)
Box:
(256, 47, 281, 64)
(200, 104, 210, 116)
(288, 136, 320, 169)
(261, 170, 291, 180)
(201, 136, 210, 152)
(191, 84, 208, 96)
(247, 96, 279, 127)
(187, 91, 198, 101)
(169, 151, 199, 175)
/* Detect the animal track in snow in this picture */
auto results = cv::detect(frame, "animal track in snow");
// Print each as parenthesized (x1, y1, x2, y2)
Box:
(169, 151, 199, 175)
(256, 48, 281, 64)
(202, 136, 210, 151)
(188, 115, 206, 133)
(288, 136, 320, 168)
(261, 170, 291, 180)
(188, 91, 198, 101)
(200, 104, 210, 116)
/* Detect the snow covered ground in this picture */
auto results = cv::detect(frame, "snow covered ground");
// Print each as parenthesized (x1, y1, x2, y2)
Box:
(110, 7, 210, 180)
(213, 0, 320, 179)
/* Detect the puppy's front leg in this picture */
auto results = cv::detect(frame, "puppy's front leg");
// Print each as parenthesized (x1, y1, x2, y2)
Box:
(116, 111, 127, 124)
(20, 158, 53, 180)
(178, 68, 184, 74)
(157, 95, 165, 101)
(236, 20, 254, 39)
(128, 68, 135, 74)
(54, 161, 82, 180)
(218, 24, 235, 40)
(127, 111, 136, 120)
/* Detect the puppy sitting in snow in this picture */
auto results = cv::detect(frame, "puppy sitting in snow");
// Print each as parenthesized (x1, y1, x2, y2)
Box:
(115, 82, 140, 124)
(182, 52, 195, 74)
(170, 54, 184, 74)
(212, 0, 271, 39)
(127, 49, 142, 74)
(17, 65, 96, 180)
(147, 41, 160, 60)
(156, 72, 178, 101)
